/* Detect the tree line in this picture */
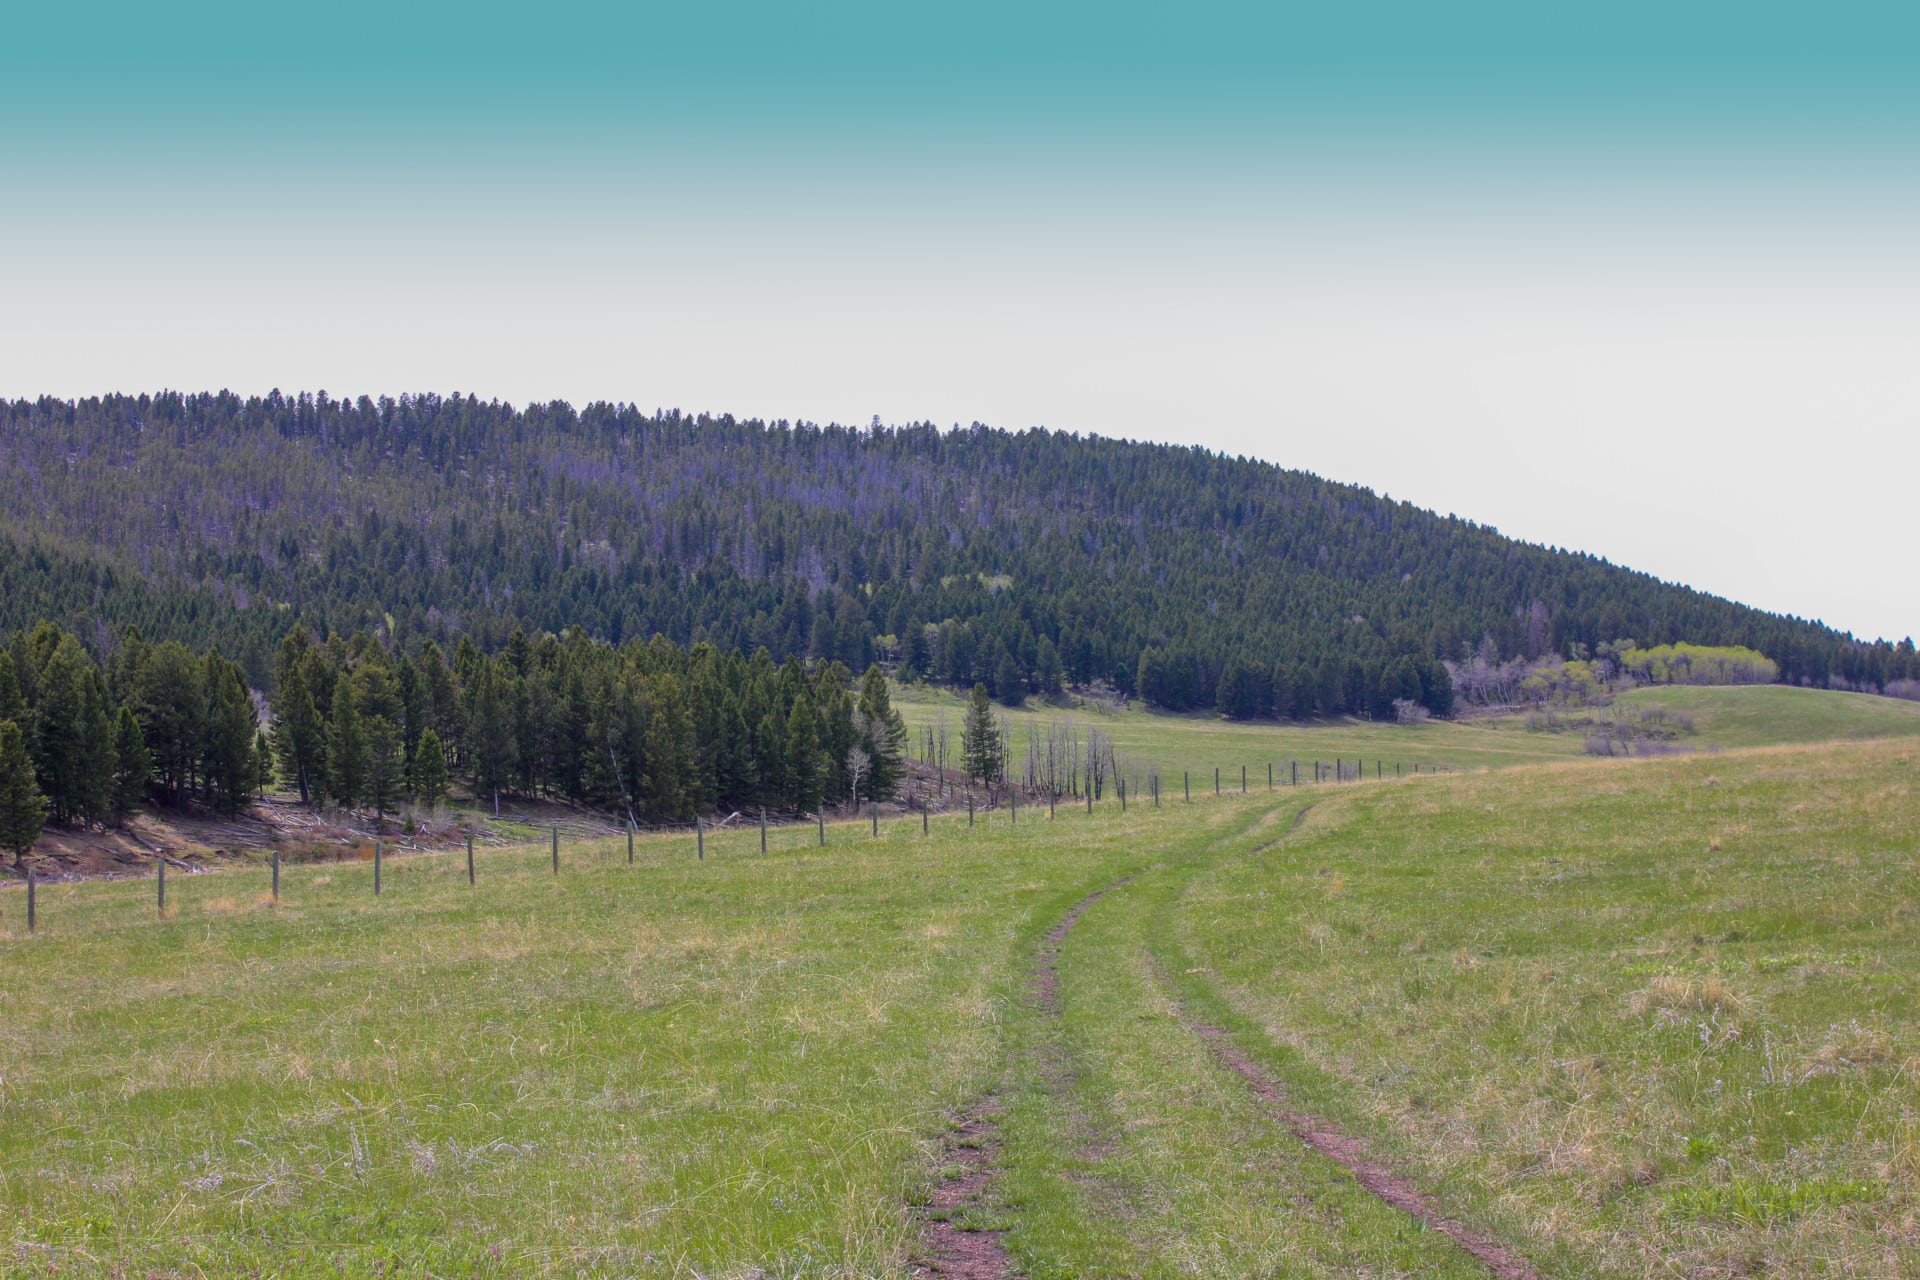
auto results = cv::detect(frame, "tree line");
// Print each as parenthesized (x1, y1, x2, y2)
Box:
(1, 619, 919, 861)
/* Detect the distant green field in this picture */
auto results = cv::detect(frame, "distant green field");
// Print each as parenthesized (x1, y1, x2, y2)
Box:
(894, 680, 1920, 782)
(1616, 683, 1920, 748)
(891, 682, 1583, 780)
(4, 729, 1917, 1277)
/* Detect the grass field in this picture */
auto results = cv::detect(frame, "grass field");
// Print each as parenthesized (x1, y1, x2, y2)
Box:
(4, 693, 1918, 1278)
(893, 680, 1920, 788)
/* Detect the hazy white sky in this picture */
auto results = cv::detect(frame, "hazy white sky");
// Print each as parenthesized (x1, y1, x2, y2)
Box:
(4, 2, 1918, 642)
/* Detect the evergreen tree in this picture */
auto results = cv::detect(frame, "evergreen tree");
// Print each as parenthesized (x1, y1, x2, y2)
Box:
(0, 651, 22, 728)
(961, 683, 1004, 785)
(110, 706, 152, 820)
(326, 678, 369, 807)
(854, 665, 907, 800)
(0, 720, 46, 865)
(784, 693, 822, 812)
(1033, 634, 1065, 698)
(31, 637, 113, 824)
(252, 729, 273, 798)
(202, 654, 258, 813)
(410, 726, 450, 807)
(136, 641, 204, 806)
(993, 643, 1025, 706)
(465, 660, 515, 815)
(364, 716, 403, 821)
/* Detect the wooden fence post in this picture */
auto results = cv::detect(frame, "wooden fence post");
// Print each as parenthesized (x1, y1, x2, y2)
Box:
(817, 809, 825, 846)
(1184, 771, 1190, 802)
(551, 826, 559, 875)
(1268, 762, 1273, 790)
(696, 816, 704, 861)
(1011, 791, 1017, 824)
(1241, 764, 1247, 794)
(466, 832, 475, 885)
(1215, 767, 1220, 796)
(1086, 785, 1093, 814)
(272, 846, 281, 901)
(627, 821, 634, 864)
(968, 794, 974, 827)
(1152, 774, 1159, 807)
(157, 857, 166, 915)
(760, 806, 768, 855)
(1291, 759, 1297, 786)
(374, 840, 383, 896)
(922, 799, 929, 835)
(25, 866, 34, 934)
(1119, 778, 1126, 812)
(871, 798, 878, 836)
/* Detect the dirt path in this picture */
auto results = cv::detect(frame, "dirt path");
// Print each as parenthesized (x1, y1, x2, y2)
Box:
(913, 873, 1139, 1278)
(1154, 796, 1542, 1276)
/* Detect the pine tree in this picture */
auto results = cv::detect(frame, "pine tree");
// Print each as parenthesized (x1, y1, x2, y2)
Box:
(961, 683, 1004, 785)
(854, 665, 907, 800)
(0, 720, 46, 865)
(410, 726, 449, 808)
(364, 715, 403, 821)
(465, 660, 515, 815)
(251, 729, 273, 798)
(326, 678, 368, 807)
(110, 706, 151, 820)
(783, 693, 822, 813)
(271, 635, 327, 804)
(202, 654, 258, 813)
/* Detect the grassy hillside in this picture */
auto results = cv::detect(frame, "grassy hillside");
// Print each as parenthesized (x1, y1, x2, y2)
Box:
(3, 738, 1916, 1277)
(1616, 683, 1920, 748)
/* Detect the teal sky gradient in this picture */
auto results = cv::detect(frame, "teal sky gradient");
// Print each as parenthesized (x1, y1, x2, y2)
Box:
(3, 3, 1918, 642)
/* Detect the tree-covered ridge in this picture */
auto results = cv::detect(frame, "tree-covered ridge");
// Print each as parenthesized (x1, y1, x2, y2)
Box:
(0, 391, 1909, 707)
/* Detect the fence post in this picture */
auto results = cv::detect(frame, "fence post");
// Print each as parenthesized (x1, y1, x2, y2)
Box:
(696, 816, 704, 861)
(466, 831, 475, 885)
(922, 798, 929, 835)
(551, 826, 559, 875)
(760, 806, 768, 856)
(272, 846, 281, 901)
(627, 821, 634, 864)
(1050, 789, 1056, 819)
(1086, 785, 1093, 814)
(1215, 767, 1220, 796)
(157, 857, 166, 915)
(968, 794, 974, 827)
(1184, 771, 1190, 802)
(25, 866, 34, 934)
(1241, 764, 1247, 794)
(871, 798, 878, 836)
(1011, 791, 1017, 825)
(1153, 774, 1159, 807)
(818, 809, 826, 846)
(1268, 762, 1273, 790)
(1119, 777, 1126, 812)
(1291, 759, 1297, 786)
(374, 840, 383, 896)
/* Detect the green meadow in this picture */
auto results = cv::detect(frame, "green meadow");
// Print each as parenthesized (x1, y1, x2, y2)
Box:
(3, 690, 1917, 1278)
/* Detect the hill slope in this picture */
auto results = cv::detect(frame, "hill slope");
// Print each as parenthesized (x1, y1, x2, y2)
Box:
(0, 392, 1905, 698)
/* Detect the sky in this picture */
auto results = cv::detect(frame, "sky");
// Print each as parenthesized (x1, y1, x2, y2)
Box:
(2, 2, 1916, 642)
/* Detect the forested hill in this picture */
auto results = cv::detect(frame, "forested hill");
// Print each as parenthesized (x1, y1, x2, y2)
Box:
(0, 391, 1903, 704)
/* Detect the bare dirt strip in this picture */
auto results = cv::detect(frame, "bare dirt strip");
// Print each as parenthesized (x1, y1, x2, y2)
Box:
(1169, 1000, 1543, 1279)
(913, 874, 1138, 1278)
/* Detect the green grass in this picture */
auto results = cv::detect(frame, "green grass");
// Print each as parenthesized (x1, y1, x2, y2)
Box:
(891, 681, 1585, 779)
(1615, 683, 1920, 748)
(1170, 740, 1920, 1278)
(4, 726, 1918, 1277)
(893, 681, 1920, 785)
